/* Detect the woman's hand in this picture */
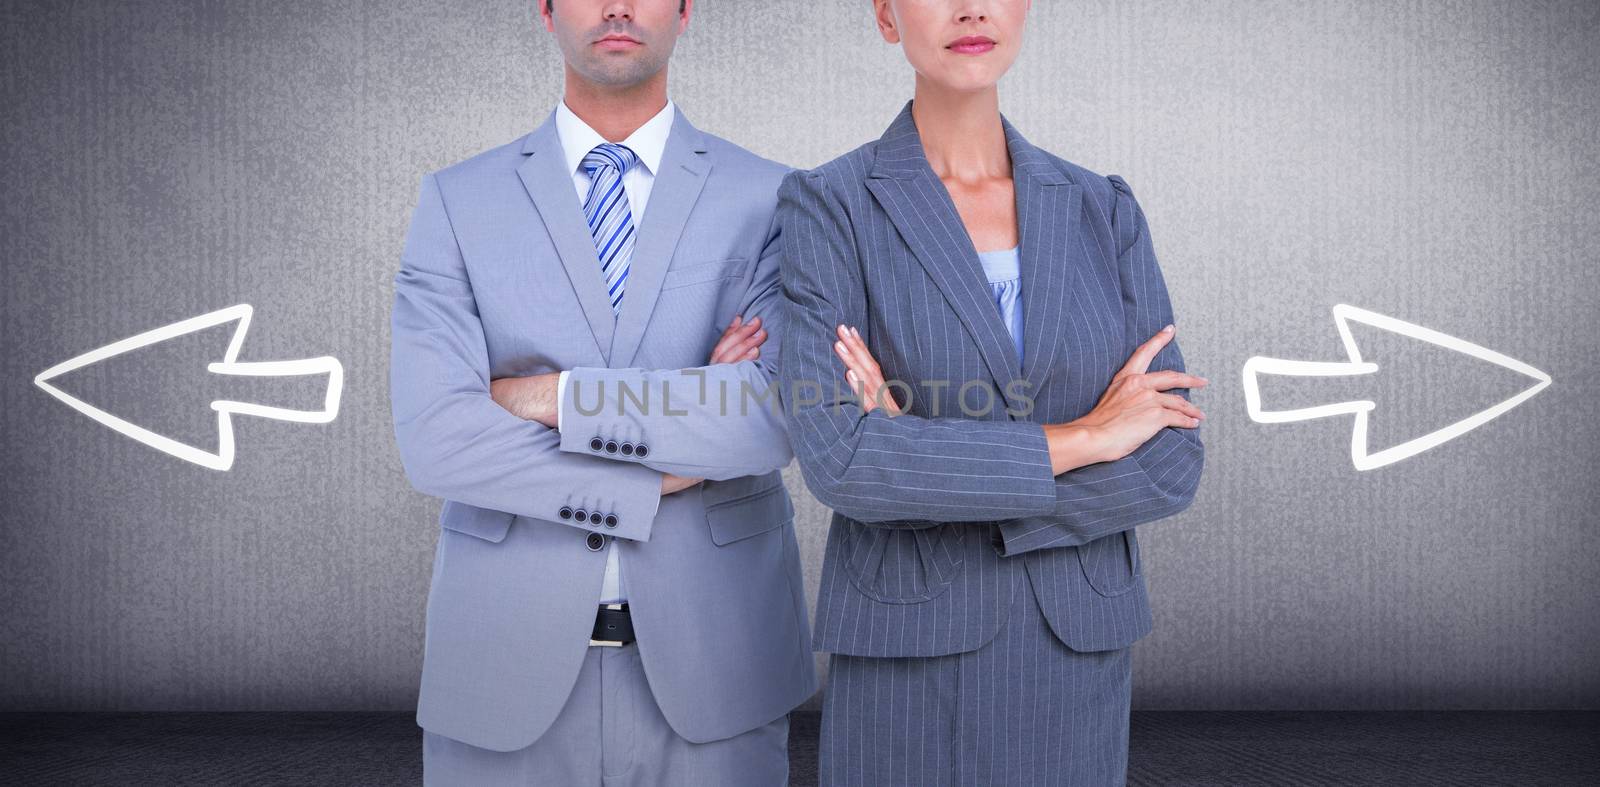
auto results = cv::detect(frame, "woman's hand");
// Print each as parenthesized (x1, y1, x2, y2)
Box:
(1055, 324, 1206, 471)
(833, 324, 903, 416)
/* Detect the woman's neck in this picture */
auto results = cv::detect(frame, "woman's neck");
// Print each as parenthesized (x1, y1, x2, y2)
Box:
(909, 79, 1009, 184)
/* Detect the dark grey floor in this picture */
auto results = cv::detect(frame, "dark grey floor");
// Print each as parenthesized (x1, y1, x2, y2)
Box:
(2, 710, 1596, 785)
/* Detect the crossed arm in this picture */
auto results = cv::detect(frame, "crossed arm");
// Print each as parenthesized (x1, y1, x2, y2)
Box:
(489, 203, 795, 484)
(390, 172, 791, 544)
(776, 169, 1065, 524)
(488, 307, 777, 491)
(990, 174, 1207, 555)
(776, 169, 1207, 556)
(391, 173, 664, 541)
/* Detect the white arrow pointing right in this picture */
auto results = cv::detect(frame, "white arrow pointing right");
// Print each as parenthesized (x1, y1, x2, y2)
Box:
(1242, 303, 1552, 470)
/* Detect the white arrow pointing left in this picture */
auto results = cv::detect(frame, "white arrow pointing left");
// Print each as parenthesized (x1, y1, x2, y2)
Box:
(33, 303, 343, 471)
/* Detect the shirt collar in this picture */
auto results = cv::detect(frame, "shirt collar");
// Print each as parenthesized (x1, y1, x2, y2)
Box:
(555, 97, 676, 178)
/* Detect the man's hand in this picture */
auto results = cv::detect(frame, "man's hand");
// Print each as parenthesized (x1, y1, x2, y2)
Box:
(662, 474, 701, 495)
(709, 315, 765, 364)
(489, 372, 562, 428)
(655, 315, 765, 495)
(490, 314, 765, 490)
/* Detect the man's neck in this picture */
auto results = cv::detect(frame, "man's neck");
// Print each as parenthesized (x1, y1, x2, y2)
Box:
(562, 67, 670, 142)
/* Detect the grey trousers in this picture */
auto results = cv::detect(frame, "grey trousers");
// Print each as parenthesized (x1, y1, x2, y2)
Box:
(819, 577, 1134, 786)
(423, 642, 790, 786)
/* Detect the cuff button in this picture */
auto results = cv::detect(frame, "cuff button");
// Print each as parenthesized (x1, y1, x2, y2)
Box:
(558, 506, 573, 520)
(635, 444, 649, 458)
(605, 440, 619, 454)
(620, 442, 634, 456)
(589, 437, 604, 452)
(604, 513, 618, 528)
(574, 509, 588, 524)
(589, 510, 604, 525)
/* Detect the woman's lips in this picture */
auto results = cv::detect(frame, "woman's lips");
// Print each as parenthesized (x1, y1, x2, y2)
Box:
(947, 36, 996, 55)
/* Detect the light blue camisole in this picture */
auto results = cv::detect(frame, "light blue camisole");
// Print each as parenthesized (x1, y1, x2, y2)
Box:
(976, 246, 1024, 364)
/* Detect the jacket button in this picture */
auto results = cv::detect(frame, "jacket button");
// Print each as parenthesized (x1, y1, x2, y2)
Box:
(620, 442, 634, 456)
(558, 506, 573, 520)
(604, 513, 618, 528)
(589, 437, 604, 452)
(586, 533, 606, 551)
(635, 444, 649, 458)
(605, 440, 619, 454)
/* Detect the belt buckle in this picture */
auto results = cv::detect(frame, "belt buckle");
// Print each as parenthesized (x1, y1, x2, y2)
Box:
(589, 603, 626, 647)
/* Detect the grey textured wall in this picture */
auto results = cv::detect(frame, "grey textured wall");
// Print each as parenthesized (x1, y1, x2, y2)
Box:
(2, 0, 1597, 712)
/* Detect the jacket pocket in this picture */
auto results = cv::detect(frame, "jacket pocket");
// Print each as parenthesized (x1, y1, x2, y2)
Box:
(439, 500, 515, 543)
(1076, 528, 1141, 597)
(840, 520, 966, 604)
(705, 480, 794, 546)
(660, 257, 746, 291)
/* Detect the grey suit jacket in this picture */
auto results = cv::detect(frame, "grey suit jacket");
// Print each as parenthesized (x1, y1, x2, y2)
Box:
(390, 106, 816, 752)
(776, 100, 1205, 658)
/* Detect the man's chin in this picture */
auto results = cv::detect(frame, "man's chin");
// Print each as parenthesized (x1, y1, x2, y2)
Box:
(576, 59, 662, 88)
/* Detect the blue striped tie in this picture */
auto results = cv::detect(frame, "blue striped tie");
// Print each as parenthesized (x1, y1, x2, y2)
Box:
(580, 142, 639, 315)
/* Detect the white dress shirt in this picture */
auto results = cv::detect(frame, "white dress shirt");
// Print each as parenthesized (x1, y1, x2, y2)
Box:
(552, 97, 675, 604)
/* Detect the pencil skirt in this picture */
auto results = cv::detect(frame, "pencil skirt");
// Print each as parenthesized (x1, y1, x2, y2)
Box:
(818, 577, 1133, 787)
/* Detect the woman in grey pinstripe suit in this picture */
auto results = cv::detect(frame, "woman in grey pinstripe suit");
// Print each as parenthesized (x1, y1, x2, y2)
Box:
(774, 1, 1208, 785)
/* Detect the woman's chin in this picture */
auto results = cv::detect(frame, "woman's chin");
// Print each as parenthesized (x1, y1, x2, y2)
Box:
(922, 75, 1006, 95)
(911, 62, 1012, 95)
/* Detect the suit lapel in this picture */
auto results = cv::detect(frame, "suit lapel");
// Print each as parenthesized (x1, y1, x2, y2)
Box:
(610, 109, 711, 368)
(517, 114, 615, 364)
(1005, 117, 1085, 401)
(866, 101, 1036, 416)
(866, 173, 1028, 414)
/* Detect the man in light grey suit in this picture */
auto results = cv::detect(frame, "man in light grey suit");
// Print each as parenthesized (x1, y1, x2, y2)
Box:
(388, 1, 814, 783)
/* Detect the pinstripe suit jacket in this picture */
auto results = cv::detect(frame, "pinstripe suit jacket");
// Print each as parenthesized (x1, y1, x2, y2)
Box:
(776, 101, 1205, 658)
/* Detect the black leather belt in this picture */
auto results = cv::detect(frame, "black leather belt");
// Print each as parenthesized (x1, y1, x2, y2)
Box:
(590, 603, 634, 646)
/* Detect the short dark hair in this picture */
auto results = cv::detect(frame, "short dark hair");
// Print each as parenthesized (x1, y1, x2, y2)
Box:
(546, 1, 687, 13)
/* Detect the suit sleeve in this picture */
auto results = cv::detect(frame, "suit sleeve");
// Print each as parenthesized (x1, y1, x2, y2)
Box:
(995, 174, 1205, 556)
(775, 169, 1060, 525)
(555, 200, 794, 481)
(390, 172, 664, 541)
